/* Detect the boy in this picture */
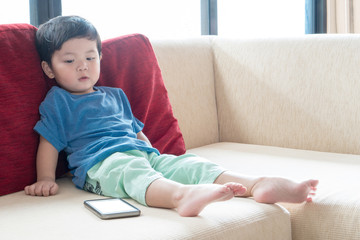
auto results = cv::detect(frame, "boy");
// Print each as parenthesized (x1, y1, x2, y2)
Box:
(25, 16, 318, 217)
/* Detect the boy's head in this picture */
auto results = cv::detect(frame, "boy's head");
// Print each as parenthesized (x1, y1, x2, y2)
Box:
(36, 15, 102, 66)
(36, 16, 102, 95)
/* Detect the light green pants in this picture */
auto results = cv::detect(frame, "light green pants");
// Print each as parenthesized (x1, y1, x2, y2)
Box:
(84, 150, 225, 206)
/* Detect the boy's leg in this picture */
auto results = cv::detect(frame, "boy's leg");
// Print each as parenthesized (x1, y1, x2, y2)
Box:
(214, 171, 318, 203)
(148, 153, 318, 204)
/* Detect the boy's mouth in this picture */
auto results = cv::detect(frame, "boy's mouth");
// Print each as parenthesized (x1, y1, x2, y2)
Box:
(79, 76, 89, 81)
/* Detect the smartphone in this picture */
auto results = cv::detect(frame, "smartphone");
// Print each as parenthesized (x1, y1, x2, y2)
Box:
(84, 198, 141, 219)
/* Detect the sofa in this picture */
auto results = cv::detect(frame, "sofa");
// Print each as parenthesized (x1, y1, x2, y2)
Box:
(1, 23, 359, 240)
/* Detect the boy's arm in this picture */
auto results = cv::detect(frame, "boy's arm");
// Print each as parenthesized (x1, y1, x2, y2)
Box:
(137, 131, 152, 147)
(25, 135, 59, 197)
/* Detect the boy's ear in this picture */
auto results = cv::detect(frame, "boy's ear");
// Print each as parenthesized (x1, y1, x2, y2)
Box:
(41, 61, 55, 79)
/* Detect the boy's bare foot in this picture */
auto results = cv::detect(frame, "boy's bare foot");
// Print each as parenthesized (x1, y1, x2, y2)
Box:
(251, 178, 318, 204)
(176, 182, 247, 217)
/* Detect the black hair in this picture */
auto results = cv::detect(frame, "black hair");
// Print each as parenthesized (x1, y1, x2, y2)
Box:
(36, 15, 102, 65)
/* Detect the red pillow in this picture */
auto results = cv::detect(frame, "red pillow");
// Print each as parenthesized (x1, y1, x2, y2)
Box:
(98, 34, 185, 155)
(0, 24, 47, 196)
(0, 25, 185, 196)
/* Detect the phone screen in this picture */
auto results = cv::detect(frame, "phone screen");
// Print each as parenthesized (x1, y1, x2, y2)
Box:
(84, 198, 141, 219)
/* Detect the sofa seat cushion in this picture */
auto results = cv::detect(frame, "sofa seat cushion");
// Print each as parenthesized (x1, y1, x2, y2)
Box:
(0, 177, 291, 240)
(187, 142, 360, 240)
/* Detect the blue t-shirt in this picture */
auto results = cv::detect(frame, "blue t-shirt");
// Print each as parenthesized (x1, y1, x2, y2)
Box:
(34, 86, 160, 189)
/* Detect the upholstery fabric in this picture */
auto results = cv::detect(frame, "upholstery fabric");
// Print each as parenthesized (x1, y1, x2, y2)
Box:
(0, 176, 291, 240)
(0, 25, 185, 196)
(212, 36, 360, 155)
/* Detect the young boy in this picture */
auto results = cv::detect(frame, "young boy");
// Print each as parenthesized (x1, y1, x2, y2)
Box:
(25, 16, 318, 217)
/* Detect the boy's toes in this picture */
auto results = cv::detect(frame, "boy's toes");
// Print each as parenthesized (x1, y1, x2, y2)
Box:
(224, 182, 247, 196)
(235, 186, 247, 196)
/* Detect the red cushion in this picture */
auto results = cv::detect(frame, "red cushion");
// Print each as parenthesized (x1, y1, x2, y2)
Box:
(99, 34, 185, 155)
(0, 24, 47, 196)
(0, 25, 185, 196)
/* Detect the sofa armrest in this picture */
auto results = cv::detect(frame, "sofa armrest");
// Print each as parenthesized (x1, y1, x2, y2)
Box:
(152, 38, 219, 149)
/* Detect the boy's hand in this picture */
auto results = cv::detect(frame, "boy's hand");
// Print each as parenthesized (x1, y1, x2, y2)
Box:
(24, 179, 59, 197)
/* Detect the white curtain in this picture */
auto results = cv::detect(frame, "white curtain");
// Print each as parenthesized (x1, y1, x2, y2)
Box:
(327, 0, 360, 33)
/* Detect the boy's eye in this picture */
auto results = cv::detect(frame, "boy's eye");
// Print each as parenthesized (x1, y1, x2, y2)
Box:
(87, 57, 96, 61)
(64, 60, 74, 63)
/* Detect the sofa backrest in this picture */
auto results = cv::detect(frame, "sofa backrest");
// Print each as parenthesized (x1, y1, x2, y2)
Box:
(152, 38, 220, 149)
(212, 35, 360, 155)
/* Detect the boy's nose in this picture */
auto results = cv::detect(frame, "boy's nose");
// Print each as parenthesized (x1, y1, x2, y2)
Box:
(77, 61, 88, 71)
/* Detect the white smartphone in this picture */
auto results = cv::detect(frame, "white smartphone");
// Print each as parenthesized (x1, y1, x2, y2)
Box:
(84, 198, 141, 219)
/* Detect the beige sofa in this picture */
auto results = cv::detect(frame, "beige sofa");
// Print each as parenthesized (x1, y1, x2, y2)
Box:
(1, 35, 360, 240)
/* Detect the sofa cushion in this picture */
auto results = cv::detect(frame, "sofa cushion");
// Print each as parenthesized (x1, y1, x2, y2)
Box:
(0, 177, 291, 240)
(0, 25, 185, 196)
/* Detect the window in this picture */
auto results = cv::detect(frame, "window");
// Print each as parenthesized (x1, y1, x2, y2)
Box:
(62, 0, 201, 40)
(218, 0, 305, 38)
(0, 0, 29, 24)
(0, 1, 306, 39)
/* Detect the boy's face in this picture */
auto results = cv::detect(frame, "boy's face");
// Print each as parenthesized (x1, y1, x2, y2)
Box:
(41, 38, 101, 95)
